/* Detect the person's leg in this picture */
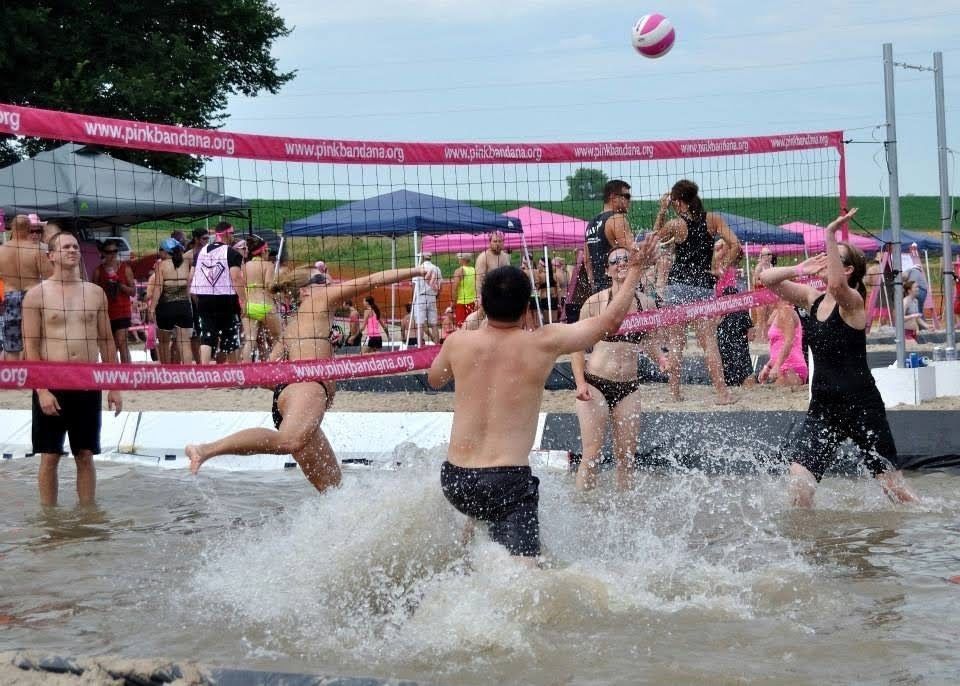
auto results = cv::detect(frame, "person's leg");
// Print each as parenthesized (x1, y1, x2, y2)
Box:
(240, 316, 256, 362)
(775, 370, 804, 388)
(788, 462, 818, 508)
(38, 453, 62, 507)
(156, 329, 172, 364)
(574, 386, 611, 491)
(175, 326, 193, 365)
(73, 450, 96, 506)
(665, 324, 686, 401)
(694, 318, 735, 404)
(113, 327, 131, 363)
(611, 390, 643, 492)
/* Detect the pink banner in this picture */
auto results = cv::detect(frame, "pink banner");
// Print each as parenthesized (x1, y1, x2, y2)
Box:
(0, 284, 823, 391)
(0, 103, 843, 166)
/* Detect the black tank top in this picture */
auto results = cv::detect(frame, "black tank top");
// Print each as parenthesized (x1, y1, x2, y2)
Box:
(806, 294, 882, 404)
(668, 213, 715, 289)
(585, 211, 616, 292)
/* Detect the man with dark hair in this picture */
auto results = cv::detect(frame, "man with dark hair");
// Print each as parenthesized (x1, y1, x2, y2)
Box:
(429, 236, 658, 563)
(584, 179, 636, 293)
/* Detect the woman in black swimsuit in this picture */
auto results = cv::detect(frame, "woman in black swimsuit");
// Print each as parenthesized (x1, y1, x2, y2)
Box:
(185, 264, 426, 493)
(572, 247, 661, 491)
(759, 208, 918, 507)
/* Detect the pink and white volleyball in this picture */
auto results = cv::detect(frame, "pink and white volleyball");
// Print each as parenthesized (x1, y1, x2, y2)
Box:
(631, 13, 675, 59)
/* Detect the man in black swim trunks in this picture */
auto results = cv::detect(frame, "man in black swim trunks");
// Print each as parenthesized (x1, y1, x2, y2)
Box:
(428, 236, 658, 562)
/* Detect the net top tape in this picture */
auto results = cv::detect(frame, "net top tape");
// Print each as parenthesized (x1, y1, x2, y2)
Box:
(0, 103, 842, 165)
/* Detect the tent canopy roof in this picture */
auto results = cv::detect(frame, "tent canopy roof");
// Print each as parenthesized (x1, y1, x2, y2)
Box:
(714, 212, 806, 245)
(282, 189, 521, 238)
(421, 205, 585, 253)
(0, 143, 248, 228)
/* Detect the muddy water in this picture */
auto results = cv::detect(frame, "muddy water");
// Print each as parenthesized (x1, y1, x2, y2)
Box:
(2, 455, 959, 685)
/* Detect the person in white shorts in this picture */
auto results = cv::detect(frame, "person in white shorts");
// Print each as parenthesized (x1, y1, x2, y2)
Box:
(411, 251, 442, 344)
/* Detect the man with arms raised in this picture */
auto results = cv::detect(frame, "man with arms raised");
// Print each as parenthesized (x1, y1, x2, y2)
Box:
(429, 235, 657, 562)
(0, 214, 52, 360)
(22, 232, 122, 506)
(584, 180, 636, 293)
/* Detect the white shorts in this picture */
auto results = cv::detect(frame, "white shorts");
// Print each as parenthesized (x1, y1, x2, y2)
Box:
(414, 296, 439, 325)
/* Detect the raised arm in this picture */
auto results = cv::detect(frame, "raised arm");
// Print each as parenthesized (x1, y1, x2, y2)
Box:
(541, 235, 658, 355)
(824, 208, 864, 313)
(759, 254, 828, 309)
(327, 266, 425, 306)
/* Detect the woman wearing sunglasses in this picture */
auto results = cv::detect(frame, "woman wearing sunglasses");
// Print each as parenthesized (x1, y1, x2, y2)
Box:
(571, 246, 661, 491)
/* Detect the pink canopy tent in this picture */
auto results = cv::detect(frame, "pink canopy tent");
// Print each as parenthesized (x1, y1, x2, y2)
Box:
(420, 205, 586, 254)
(743, 221, 881, 256)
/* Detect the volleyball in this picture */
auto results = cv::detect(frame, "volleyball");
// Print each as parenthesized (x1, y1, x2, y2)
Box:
(631, 13, 675, 59)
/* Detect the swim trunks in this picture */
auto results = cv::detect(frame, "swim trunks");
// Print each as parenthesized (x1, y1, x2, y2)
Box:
(440, 461, 541, 557)
(2, 290, 26, 353)
(31, 390, 102, 455)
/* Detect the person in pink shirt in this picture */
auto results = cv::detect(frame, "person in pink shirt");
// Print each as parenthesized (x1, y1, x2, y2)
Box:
(758, 299, 808, 387)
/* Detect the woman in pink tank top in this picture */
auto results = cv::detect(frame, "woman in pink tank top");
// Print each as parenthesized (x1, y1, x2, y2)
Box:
(758, 299, 807, 386)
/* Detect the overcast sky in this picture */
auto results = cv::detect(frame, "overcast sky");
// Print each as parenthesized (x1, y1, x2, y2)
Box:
(225, 0, 959, 197)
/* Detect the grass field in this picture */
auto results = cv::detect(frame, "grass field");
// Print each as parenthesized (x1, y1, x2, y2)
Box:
(129, 195, 955, 274)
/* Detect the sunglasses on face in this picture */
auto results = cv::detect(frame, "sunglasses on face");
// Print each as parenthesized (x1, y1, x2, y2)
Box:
(608, 255, 630, 266)
(617, 193, 632, 201)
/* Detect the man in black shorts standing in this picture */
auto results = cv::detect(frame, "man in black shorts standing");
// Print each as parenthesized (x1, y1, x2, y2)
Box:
(189, 221, 245, 364)
(428, 236, 657, 563)
(584, 180, 636, 293)
(22, 232, 123, 506)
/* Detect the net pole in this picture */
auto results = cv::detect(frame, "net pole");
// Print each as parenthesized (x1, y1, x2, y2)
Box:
(744, 243, 752, 289)
(934, 50, 956, 349)
(884, 42, 907, 368)
(543, 245, 554, 324)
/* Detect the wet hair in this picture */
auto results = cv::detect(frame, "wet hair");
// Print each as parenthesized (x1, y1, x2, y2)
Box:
(839, 241, 867, 300)
(603, 179, 631, 203)
(670, 179, 705, 219)
(271, 266, 316, 305)
(481, 266, 531, 322)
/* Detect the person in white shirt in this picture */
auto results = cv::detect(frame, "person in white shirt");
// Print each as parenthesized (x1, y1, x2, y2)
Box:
(411, 251, 442, 344)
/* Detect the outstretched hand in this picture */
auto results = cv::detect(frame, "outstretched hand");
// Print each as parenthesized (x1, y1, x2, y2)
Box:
(659, 193, 672, 212)
(827, 207, 858, 233)
(628, 234, 659, 270)
(797, 253, 828, 277)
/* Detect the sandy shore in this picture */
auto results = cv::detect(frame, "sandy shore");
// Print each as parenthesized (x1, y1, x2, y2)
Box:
(2, 382, 957, 414)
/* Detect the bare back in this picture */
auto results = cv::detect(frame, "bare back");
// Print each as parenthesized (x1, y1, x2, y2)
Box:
(279, 290, 335, 361)
(242, 258, 275, 305)
(24, 281, 109, 362)
(442, 326, 558, 467)
(0, 238, 46, 292)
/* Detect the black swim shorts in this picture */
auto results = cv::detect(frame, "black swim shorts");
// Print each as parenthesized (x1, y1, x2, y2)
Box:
(440, 461, 541, 557)
(31, 390, 103, 455)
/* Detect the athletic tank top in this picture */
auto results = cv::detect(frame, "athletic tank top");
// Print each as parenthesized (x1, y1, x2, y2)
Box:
(585, 211, 616, 291)
(456, 266, 476, 304)
(365, 314, 381, 336)
(190, 244, 234, 296)
(806, 294, 880, 403)
(668, 213, 716, 290)
(602, 290, 648, 344)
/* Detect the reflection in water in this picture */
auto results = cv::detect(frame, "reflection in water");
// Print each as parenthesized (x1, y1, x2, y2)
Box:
(0, 458, 958, 685)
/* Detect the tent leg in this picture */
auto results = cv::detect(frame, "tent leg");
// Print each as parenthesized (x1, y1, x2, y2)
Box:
(543, 245, 553, 324)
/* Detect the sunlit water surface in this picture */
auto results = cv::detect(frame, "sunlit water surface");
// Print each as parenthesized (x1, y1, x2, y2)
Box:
(2, 453, 960, 685)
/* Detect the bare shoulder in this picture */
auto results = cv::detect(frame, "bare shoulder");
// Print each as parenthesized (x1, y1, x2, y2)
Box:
(84, 281, 108, 301)
(23, 282, 44, 305)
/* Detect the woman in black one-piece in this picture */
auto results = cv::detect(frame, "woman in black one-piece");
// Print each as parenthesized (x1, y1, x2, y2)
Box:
(758, 208, 918, 507)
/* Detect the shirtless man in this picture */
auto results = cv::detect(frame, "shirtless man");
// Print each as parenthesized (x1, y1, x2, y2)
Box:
(185, 264, 426, 493)
(22, 232, 123, 507)
(429, 235, 657, 562)
(475, 231, 511, 295)
(0, 214, 53, 360)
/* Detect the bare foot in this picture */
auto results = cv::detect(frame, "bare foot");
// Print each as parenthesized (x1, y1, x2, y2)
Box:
(185, 444, 209, 475)
(715, 394, 738, 406)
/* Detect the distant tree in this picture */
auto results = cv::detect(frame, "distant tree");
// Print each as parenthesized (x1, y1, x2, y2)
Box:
(565, 168, 609, 201)
(0, 0, 294, 178)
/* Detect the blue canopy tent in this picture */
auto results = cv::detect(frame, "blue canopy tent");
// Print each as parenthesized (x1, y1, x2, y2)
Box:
(876, 228, 959, 253)
(714, 212, 807, 246)
(283, 189, 521, 238)
(283, 189, 522, 326)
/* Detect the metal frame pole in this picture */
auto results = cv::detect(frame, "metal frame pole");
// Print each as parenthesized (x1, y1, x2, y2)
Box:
(884, 43, 907, 368)
(934, 51, 956, 351)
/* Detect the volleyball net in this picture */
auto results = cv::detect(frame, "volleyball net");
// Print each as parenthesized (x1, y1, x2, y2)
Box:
(0, 102, 845, 390)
